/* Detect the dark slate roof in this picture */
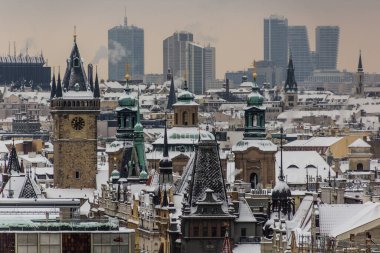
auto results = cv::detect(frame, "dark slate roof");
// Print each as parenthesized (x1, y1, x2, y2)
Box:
(62, 38, 88, 92)
(19, 175, 38, 198)
(188, 140, 227, 207)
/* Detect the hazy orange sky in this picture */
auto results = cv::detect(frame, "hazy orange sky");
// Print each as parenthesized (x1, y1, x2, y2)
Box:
(1, 0, 380, 80)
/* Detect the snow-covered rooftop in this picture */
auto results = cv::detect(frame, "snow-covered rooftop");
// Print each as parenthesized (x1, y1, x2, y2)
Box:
(232, 139, 277, 152)
(275, 151, 333, 185)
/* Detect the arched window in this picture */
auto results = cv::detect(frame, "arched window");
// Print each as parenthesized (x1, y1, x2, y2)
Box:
(183, 111, 188, 126)
(357, 163, 364, 171)
(73, 57, 80, 67)
(250, 173, 259, 189)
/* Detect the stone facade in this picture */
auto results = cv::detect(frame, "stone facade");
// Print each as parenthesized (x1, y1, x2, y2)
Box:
(234, 147, 276, 188)
(173, 105, 198, 127)
(51, 106, 99, 188)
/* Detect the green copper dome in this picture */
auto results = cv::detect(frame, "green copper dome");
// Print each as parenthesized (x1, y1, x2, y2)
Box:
(118, 85, 136, 107)
(111, 169, 120, 178)
(134, 122, 143, 132)
(247, 82, 263, 106)
(139, 169, 148, 180)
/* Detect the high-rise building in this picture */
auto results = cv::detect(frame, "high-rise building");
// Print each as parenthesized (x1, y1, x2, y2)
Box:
(108, 16, 144, 81)
(264, 15, 288, 81)
(163, 32, 215, 94)
(203, 45, 216, 89)
(187, 42, 204, 94)
(315, 26, 340, 70)
(288, 26, 313, 82)
(163, 31, 193, 79)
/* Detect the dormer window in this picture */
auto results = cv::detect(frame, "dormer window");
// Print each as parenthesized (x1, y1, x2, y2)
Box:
(73, 57, 80, 67)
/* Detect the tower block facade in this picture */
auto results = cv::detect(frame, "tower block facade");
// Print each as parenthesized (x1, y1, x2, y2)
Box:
(50, 36, 100, 188)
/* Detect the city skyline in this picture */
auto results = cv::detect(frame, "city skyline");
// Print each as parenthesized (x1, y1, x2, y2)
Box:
(0, 0, 379, 80)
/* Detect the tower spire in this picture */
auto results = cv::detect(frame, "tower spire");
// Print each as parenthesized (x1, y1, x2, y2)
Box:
(167, 70, 176, 110)
(56, 66, 63, 98)
(50, 67, 56, 99)
(94, 66, 100, 98)
(358, 50, 363, 72)
(284, 51, 297, 92)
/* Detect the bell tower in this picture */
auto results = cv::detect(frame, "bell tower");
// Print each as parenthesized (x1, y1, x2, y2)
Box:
(50, 34, 100, 189)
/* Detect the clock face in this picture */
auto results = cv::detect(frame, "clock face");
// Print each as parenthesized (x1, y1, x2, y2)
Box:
(71, 117, 85, 130)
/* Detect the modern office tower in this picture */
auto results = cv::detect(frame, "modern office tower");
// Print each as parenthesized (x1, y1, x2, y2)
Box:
(264, 15, 288, 81)
(315, 26, 340, 70)
(203, 45, 216, 90)
(187, 42, 204, 94)
(163, 31, 193, 78)
(108, 16, 144, 81)
(288, 26, 313, 82)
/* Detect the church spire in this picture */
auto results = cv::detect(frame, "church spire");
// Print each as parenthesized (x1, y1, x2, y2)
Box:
(94, 66, 100, 98)
(358, 50, 363, 72)
(167, 69, 176, 111)
(62, 29, 88, 92)
(8, 140, 21, 174)
(56, 67, 63, 98)
(159, 113, 173, 184)
(284, 50, 297, 93)
(50, 68, 56, 99)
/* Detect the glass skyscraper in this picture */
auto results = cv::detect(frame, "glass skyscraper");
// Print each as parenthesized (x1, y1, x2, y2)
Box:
(108, 16, 144, 81)
(315, 26, 340, 70)
(163, 32, 193, 79)
(264, 15, 288, 81)
(288, 26, 313, 82)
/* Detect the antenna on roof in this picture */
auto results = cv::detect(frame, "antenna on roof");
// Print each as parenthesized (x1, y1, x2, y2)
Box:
(8, 41, 10, 56)
(13, 41, 16, 58)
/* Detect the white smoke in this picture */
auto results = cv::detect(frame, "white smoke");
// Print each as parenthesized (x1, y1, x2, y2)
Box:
(109, 40, 127, 64)
(91, 45, 107, 64)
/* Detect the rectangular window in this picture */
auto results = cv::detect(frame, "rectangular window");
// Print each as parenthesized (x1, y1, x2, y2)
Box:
(241, 228, 247, 237)
(93, 233, 129, 253)
(17, 233, 38, 253)
(211, 226, 217, 237)
(40, 233, 60, 253)
(75, 171, 80, 179)
(193, 226, 199, 237)
(202, 226, 208, 237)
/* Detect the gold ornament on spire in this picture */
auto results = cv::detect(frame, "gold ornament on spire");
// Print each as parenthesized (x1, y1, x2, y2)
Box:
(73, 26, 77, 42)
(125, 64, 130, 81)
(251, 60, 257, 81)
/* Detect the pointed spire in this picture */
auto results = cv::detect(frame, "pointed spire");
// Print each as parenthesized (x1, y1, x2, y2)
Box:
(56, 67, 63, 98)
(284, 50, 297, 93)
(279, 127, 285, 181)
(94, 66, 100, 98)
(167, 72, 176, 110)
(159, 113, 173, 168)
(50, 67, 56, 99)
(358, 50, 363, 72)
(8, 140, 21, 174)
(62, 30, 88, 91)
(73, 26, 77, 43)
(88, 64, 94, 91)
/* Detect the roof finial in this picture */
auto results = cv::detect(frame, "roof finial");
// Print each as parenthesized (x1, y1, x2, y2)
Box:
(251, 60, 257, 82)
(94, 65, 100, 98)
(73, 26, 77, 42)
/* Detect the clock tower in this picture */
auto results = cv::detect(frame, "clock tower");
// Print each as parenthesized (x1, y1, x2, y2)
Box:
(50, 34, 100, 188)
